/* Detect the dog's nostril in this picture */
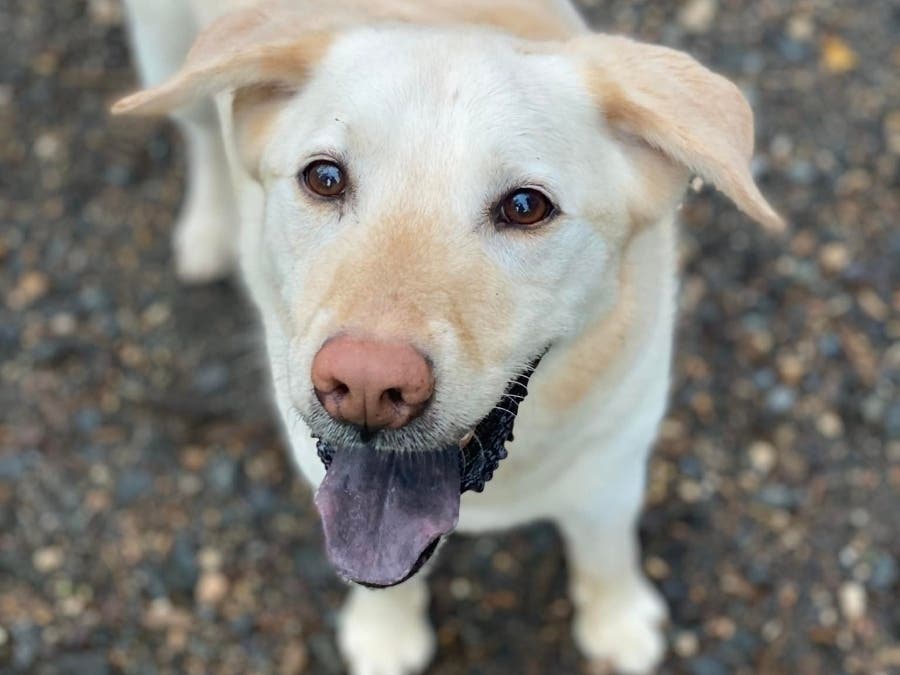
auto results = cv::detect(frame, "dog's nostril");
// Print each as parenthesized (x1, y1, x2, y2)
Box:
(311, 336, 434, 429)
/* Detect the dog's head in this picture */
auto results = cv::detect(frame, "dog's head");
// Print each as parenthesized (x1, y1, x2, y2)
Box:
(114, 9, 781, 587)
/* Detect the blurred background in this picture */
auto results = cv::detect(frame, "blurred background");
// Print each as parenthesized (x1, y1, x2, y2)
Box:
(1, 0, 898, 673)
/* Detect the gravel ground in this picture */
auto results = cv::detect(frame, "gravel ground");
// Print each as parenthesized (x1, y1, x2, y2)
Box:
(1, 1, 898, 674)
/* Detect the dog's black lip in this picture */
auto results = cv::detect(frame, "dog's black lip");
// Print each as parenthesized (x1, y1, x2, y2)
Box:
(314, 352, 546, 494)
(457, 354, 543, 493)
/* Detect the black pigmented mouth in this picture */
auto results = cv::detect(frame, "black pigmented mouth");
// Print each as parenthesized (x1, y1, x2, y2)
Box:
(457, 356, 541, 493)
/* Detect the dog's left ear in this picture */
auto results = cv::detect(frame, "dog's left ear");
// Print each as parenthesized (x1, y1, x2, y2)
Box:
(112, 9, 331, 117)
(567, 34, 784, 231)
(111, 9, 332, 176)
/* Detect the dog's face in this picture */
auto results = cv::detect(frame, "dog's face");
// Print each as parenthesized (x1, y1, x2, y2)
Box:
(114, 17, 780, 587)
(258, 29, 633, 449)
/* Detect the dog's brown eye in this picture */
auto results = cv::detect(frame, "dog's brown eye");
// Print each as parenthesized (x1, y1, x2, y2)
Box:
(303, 160, 346, 198)
(497, 188, 554, 228)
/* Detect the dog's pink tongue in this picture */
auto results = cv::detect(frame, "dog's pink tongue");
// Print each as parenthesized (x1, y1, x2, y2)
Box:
(314, 448, 460, 588)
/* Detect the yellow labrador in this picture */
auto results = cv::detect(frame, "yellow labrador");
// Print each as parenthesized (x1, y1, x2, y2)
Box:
(115, 1, 781, 673)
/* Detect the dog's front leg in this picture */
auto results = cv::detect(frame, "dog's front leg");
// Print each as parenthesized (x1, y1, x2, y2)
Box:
(338, 576, 436, 675)
(168, 103, 240, 284)
(556, 471, 668, 674)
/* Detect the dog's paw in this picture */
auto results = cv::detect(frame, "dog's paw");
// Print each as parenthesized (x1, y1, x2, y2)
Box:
(172, 219, 235, 284)
(338, 584, 435, 675)
(573, 578, 667, 674)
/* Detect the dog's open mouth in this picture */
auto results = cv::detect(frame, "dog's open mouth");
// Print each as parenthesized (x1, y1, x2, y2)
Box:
(312, 357, 542, 588)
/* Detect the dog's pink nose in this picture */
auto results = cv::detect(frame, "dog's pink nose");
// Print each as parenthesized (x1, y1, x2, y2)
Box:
(311, 336, 434, 430)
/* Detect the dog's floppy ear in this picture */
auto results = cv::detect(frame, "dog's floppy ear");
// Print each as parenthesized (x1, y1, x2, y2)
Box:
(567, 35, 784, 231)
(111, 9, 332, 116)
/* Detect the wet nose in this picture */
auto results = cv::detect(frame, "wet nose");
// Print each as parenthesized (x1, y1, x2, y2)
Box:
(311, 336, 434, 430)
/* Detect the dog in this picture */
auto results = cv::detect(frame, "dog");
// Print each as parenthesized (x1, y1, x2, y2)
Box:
(114, 1, 782, 673)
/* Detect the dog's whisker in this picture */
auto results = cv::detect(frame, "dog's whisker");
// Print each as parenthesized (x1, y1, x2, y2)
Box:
(491, 405, 518, 417)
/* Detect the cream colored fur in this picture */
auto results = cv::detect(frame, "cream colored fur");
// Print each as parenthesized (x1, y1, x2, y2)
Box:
(115, 1, 780, 673)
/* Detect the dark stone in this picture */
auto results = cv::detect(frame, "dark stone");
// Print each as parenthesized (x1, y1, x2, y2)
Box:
(230, 613, 256, 638)
(10, 622, 42, 670)
(163, 531, 199, 595)
(248, 486, 276, 516)
(869, 553, 898, 591)
(206, 456, 239, 494)
(55, 651, 111, 675)
(307, 633, 343, 675)
(115, 469, 154, 504)
(885, 402, 900, 440)
(690, 656, 730, 675)
(679, 456, 704, 479)
(753, 368, 776, 390)
(766, 386, 796, 414)
(192, 362, 230, 395)
(74, 408, 102, 433)
(0, 455, 29, 481)
(756, 484, 804, 509)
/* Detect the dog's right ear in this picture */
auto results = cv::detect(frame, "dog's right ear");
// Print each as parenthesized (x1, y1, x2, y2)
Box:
(566, 34, 784, 232)
(111, 9, 332, 117)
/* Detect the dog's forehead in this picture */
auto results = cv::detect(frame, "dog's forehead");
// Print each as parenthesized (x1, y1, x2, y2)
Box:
(328, 28, 562, 91)
(304, 28, 591, 150)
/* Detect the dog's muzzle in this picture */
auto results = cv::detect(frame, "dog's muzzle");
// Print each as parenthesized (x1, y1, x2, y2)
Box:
(312, 354, 545, 588)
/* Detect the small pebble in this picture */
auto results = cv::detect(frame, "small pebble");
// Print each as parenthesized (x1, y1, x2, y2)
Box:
(198, 547, 223, 572)
(857, 289, 888, 321)
(678, 0, 718, 33)
(848, 508, 869, 528)
(776, 354, 805, 385)
(88, 0, 122, 25)
(450, 577, 472, 600)
(761, 620, 782, 642)
(706, 616, 736, 640)
(839, 582, 866, 622)
(279, 641, 308, 675)
(33, 546, 64, 573)
(819, 607, 839, 627)
(816, 412, 844, 439)
(7, 272, 49, 310)
(196, 571, 229, 606)
(645, 556, 671, 580)
(821, 35, 859, 73)
(787, 14, 814, 42)
(749, 441, 777, 474)
(678, 479, 704, 503)
(34, 132, 61, 161)
(674, 630, 700, 658)
(819, 242, 850, 274)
